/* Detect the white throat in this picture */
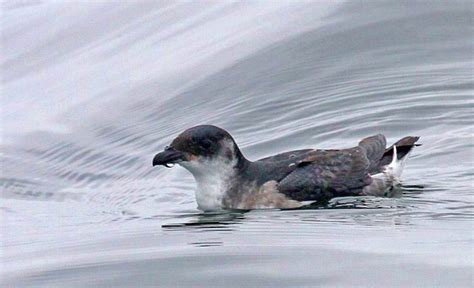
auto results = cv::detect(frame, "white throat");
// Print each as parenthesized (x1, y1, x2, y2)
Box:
(179, 156, 237, 211)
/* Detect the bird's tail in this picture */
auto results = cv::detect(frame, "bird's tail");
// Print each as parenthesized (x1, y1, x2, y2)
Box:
(363, 136, 420, 196)
(379, 136, 420, 178)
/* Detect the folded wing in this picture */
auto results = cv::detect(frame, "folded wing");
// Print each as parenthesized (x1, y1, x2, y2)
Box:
(277, 146, 372, 201)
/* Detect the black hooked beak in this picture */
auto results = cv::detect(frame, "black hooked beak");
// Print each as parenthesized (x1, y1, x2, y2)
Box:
(152, 147, 186, 168)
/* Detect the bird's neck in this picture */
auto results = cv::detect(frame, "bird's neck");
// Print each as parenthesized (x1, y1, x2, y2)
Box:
(181, 156, 246, 211)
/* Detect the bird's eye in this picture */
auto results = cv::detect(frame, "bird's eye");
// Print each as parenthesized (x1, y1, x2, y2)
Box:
(201, 140, 212, 149)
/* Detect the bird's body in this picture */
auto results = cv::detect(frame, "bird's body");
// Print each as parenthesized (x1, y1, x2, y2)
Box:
(153, 125, 420, 211)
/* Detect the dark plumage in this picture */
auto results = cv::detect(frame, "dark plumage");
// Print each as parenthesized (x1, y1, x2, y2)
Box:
(153, 125, 420, 210)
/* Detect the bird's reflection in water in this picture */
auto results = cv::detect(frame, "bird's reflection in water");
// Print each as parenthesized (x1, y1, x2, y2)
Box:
(162, 210, 248, 231)
(161, 211, 248, 248)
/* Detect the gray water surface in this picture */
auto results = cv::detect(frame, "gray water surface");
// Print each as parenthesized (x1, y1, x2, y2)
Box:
(1, 1, 473, 287)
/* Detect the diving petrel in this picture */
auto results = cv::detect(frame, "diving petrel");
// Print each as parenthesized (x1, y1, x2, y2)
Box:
(152, 125, 419, 211)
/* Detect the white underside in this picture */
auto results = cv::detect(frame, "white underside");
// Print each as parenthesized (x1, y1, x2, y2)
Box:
(179, 157, 236, 211)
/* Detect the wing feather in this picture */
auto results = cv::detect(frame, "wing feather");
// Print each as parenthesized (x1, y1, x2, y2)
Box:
(277, 147, 371, 201)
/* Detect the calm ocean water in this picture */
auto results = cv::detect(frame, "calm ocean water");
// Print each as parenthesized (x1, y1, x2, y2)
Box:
(1, 1, 473, 287)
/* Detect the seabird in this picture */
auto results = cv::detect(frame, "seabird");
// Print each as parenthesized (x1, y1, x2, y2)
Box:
(152, 125, 420, 211)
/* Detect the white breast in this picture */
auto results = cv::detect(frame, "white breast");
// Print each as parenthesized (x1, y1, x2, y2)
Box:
(179, 157, 236, 211)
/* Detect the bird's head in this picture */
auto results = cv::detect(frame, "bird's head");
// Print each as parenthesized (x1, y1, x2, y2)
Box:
(152, 125, 247, 175)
